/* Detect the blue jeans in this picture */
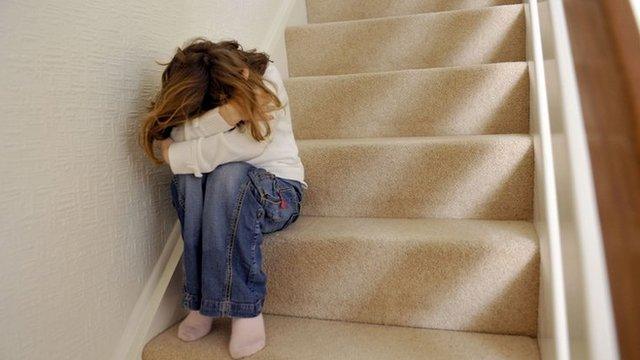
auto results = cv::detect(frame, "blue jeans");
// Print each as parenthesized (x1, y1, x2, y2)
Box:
(170, 161, 303, 318)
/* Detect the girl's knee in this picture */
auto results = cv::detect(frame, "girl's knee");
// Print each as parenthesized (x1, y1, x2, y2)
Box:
(215, 161, 253, 173)
(207, 162, 254, 192)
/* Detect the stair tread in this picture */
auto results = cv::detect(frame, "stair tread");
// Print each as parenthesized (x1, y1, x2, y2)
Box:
(286, 4, 525, 76)
(307, 0, 521, 23)
(145, 0, 540, 356)
(269, 215, 537, 247)
(142, 314, 539, 360)
(262, 216, 539, 335)
(286, 62, 530, 139)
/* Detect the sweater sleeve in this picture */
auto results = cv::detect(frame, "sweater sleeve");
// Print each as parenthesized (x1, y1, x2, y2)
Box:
(169, 107, 234, 142)
(168, 63, 283, 176)
(167, 122, 274, 177)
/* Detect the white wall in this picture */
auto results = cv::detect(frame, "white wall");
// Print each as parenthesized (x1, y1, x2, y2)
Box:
(0, 1, 282, 359)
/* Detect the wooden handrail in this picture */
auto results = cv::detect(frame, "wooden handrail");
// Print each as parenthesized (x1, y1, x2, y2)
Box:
(562, 1, 640, 358)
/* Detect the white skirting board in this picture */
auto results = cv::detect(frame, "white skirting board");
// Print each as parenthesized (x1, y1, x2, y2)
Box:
(111, 1, 307, 359)
(112, 223, 184, 360)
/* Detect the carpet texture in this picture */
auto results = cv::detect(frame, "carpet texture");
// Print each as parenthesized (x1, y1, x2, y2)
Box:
(144, 0, 539, 358)
(286, 5, 526, 76)
(143, 315, 539, 360)
(287, 62, 530, 139)
(298, 135, 533, 220)
(262, 216, 539, 336)
(306, 0, 522, 23)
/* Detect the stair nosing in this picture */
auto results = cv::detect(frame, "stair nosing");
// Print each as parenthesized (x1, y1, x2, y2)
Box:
(286, 3, 524, 30)
(285, 61, 528, 82)
(297, 133, 532, 146)
(269, 215, 538, 246)
(262, 313, 539, 339)
(264, 313, 539, 338)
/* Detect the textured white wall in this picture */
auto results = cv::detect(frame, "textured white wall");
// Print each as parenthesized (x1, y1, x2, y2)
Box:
(0, 1, 281, 359)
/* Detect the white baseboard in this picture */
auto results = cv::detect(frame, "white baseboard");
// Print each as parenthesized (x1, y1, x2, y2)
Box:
(145, 256, 188, 342)
(259, 0, 305, 53)
(112, 1, 307, 359)
(264, 0, 308, 78)
(112, 223, 184, 360)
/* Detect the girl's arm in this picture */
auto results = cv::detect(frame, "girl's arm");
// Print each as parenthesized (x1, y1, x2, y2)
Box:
(167, 120, 274, 177)
(170, 102, 245, 141)
(169, 108, 230, 141)
(167, 64, 284, 176)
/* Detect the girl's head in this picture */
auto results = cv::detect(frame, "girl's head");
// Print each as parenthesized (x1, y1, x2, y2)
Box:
(140, 37, 282, 164)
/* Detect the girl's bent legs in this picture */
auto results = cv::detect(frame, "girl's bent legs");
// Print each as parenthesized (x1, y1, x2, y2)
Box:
(171, 161, 303, 319)
(171, 174, 214, 341)
(170, 173, 205, 308)
(200, 161, 266, 318)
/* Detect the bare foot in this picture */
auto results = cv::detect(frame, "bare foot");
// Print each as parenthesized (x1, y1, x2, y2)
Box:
(229, 313, 266, 359)
(177, 310, 214, 342)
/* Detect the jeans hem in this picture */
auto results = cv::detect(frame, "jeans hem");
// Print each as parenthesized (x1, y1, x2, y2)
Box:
(182, 292, 264, 318)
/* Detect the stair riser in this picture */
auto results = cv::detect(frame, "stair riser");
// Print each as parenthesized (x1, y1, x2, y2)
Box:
(287, 63, 530, 139)
(286, 5, 525, 76)
(307, 0, 522, 23)
(263, 217, 539, 336)
(298, 136, 534, 220)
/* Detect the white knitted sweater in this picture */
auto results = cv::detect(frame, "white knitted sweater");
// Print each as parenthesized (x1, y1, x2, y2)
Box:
(167, 63, 307, 188)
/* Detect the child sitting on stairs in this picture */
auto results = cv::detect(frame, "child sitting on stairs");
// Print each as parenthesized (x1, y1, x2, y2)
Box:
(139, 37, 307, 359)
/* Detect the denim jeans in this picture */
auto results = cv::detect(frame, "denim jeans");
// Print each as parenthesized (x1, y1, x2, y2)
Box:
(170, 161, 303, 318)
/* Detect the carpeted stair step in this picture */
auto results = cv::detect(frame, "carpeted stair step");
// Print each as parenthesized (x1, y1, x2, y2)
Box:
(286, 5, 525, 76)
(306, 0, 522, 23)
(262, 216, 538, 335)
(286, 62, 530, 139)
(142, 314, 539, 360)
(143, 0, 541, 357)
(298, 134, 533, 220)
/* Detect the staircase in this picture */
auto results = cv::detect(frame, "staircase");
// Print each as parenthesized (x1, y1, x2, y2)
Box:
(143, 1, 540, 359)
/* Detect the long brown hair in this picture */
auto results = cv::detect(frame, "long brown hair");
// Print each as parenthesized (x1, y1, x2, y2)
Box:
(140, 37, 283, 164)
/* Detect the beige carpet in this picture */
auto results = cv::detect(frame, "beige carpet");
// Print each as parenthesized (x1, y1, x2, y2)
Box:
(144, 0, 539, 358)
(143, 315, 539, 360)
(262, 216, 539, 336)
(286, 5, 526, 76)
(298, 135, 533, 220)
(306, 0, 521, 23)
(287, 62, 530, 139)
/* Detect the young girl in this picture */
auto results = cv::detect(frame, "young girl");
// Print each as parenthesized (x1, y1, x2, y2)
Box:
(140, 38, 306, 359)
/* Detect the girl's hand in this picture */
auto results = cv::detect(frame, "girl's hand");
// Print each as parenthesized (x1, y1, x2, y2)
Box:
(157, 138, 174, 164)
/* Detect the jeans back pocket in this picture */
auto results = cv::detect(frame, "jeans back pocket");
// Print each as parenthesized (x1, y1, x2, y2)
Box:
(248, 168, 301, 233)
